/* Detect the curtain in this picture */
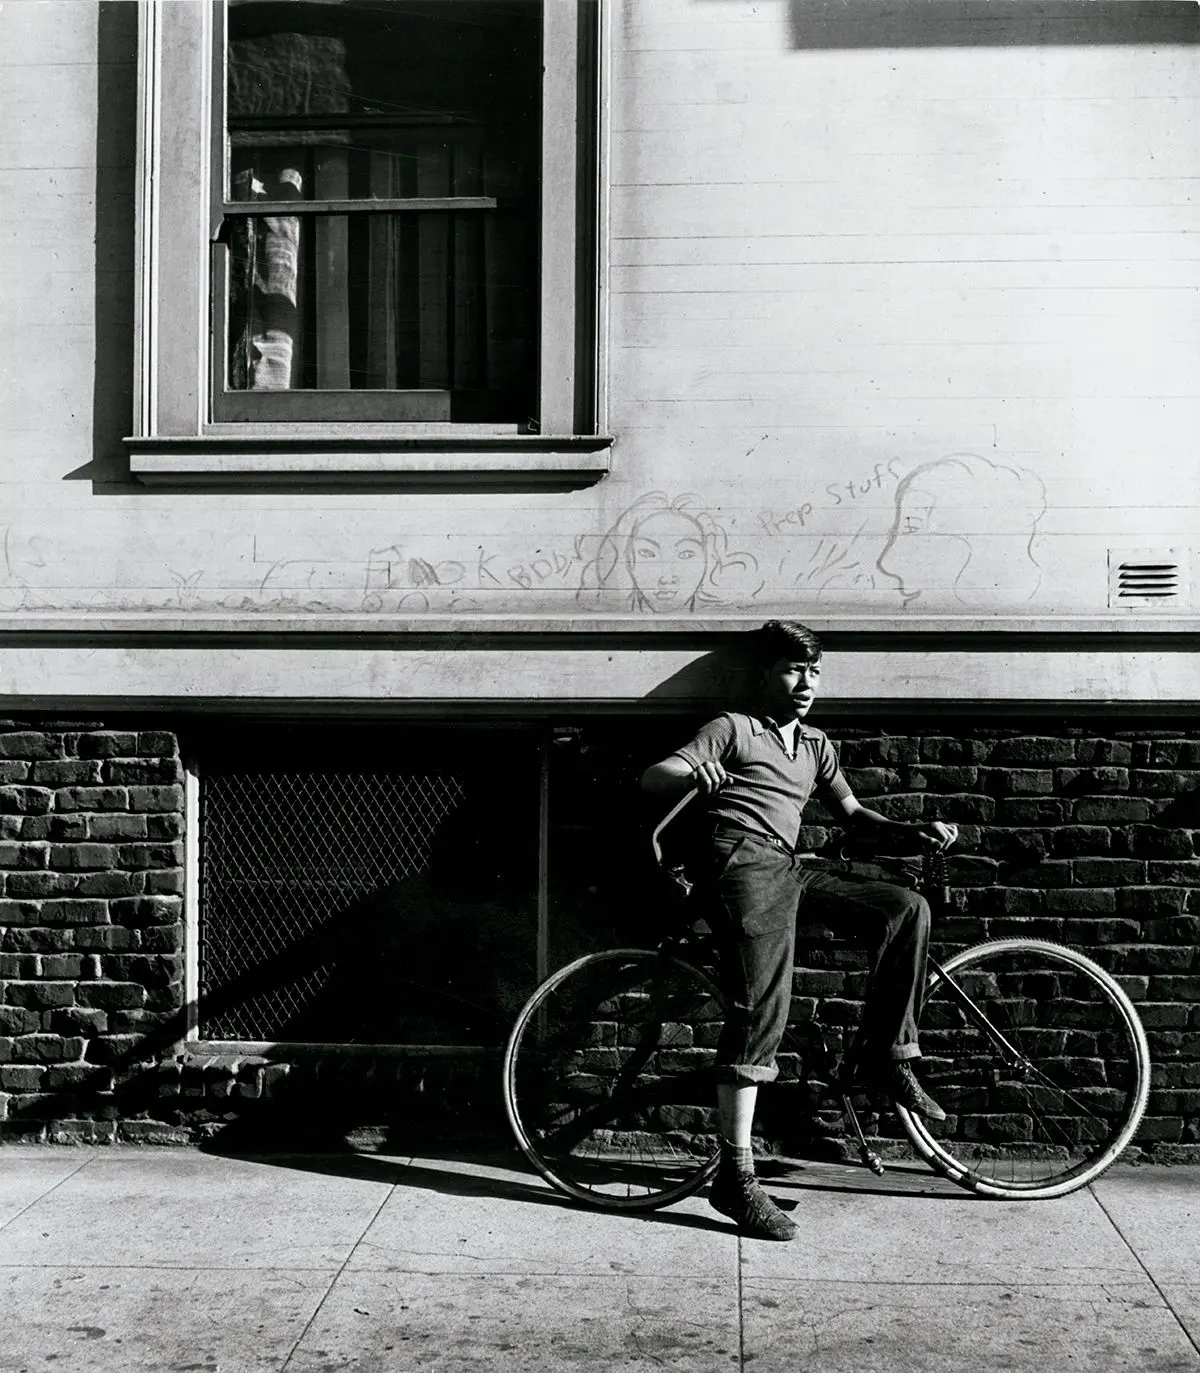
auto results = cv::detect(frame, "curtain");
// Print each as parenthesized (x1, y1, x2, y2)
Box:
(225, 29, 528, 407)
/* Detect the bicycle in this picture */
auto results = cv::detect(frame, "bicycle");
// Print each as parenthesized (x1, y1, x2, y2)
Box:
(502, 790, 1151, 1210)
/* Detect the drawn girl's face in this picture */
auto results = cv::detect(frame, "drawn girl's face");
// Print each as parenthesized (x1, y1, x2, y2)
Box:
(627, 510, 707, 611)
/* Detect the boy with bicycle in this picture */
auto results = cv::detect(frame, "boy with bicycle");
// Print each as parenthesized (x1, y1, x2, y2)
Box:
(641, 619, 958, 1241)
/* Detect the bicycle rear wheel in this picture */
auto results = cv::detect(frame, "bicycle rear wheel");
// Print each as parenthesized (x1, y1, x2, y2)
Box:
(898, 938, 1150, 1199)
(503, 948, 724, 1211)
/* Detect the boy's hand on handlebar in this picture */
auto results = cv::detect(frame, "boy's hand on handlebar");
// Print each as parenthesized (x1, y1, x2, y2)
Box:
(916, 821, 958, 851)
(691, 761, 728, 795)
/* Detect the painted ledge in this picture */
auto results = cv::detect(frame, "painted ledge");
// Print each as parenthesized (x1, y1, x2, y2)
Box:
(126, 435, 613, 488)
(0, 644, 1196, 710)
(0, 612, 1197, 637)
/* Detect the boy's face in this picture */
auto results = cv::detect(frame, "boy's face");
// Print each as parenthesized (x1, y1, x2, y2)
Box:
(760, 656, 822, 721)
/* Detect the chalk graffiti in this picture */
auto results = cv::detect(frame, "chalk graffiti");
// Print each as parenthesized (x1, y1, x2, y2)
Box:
(789, 524, 878, 595)
(756, 460, 903, 539)
(578, 492, 762, 612)
(168, 569, 205, 609)
(876, 454, 1047, 608)
(255, 558, 363, 612)
(0, 446, 1053, 619)
(475, 539, 585, 595)
(362, 545, 469, 610)
(0, 528, 29, 611)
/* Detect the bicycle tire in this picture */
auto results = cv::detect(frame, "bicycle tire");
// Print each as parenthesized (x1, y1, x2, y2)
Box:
(503, 948, 723, 1211)
(896, 938, 1150, 1199)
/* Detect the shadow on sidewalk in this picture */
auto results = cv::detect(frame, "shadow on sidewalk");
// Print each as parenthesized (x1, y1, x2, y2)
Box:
(196, 1144, 971, 1225)
(757, 1156, 976, 1201)
(196, 1144, 740, 1233)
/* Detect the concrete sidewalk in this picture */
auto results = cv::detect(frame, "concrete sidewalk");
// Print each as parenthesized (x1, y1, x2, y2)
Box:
(0, 1148, 1198, 1372)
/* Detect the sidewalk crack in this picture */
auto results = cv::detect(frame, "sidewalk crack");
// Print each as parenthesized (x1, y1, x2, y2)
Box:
(278, 1167, 403, 1372)
(0, 1153, 97, 1238)
(1090, 1184, 1200, 1365)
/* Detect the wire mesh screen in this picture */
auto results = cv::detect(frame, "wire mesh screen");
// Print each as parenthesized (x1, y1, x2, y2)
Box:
(199, 755, 536, 1043)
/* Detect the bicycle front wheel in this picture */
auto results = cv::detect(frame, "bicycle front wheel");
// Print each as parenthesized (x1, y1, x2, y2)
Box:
(898, 938, 1150, 1199)
(503, 948, 724, 1211)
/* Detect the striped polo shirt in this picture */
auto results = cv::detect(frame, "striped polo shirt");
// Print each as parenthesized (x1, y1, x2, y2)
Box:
(672, 711, 854, 851)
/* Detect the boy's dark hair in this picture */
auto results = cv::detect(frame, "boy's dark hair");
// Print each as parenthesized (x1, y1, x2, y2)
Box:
(752, 619, 823, 666)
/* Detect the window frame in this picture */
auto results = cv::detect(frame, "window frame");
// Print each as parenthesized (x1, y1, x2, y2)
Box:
(128, 0, 610, 486)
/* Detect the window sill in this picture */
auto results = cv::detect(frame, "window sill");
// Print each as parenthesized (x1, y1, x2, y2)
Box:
(126, 434, 614, 488)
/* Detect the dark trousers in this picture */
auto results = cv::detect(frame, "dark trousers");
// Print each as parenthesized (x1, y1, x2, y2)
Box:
(705, 829, 931, 1084)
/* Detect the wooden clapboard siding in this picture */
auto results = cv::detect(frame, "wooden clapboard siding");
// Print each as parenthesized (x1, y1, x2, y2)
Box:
(607, 0, 1199, 537)
(0, 0, 1196, 704)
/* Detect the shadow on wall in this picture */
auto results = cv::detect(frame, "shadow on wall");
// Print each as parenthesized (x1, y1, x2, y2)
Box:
(3, 794, 544, 1148)
(81, 1, 138, 487)
(779, 0, 1200, 48)
(643, 644, 759, 712)
(197, 781, 541, 1047)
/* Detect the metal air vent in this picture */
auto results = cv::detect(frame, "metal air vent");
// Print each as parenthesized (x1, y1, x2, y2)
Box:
(1108, 548, 1188, 608)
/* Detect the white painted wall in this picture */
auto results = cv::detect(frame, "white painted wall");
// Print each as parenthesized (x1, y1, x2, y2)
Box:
(605, 0, 1200, 621)
(0, 0, 1196, 701)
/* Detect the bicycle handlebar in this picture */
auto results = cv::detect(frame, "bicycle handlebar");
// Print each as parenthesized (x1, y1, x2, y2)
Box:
(649, 786, 700, 869)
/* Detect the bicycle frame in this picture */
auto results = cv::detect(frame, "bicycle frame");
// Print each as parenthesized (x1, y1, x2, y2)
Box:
(505, 785, 1151, 1208)
(926, 958, 1026, 1068)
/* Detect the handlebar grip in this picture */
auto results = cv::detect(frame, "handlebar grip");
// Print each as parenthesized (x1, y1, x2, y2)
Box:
(924, 849, 951, 904)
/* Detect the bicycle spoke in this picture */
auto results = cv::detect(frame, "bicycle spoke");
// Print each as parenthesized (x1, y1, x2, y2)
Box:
(899, 939, 1149, 1198)
(504, 949, 723, 1210)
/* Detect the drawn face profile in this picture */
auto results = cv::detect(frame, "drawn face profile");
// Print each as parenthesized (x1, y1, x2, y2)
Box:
(876, 455, 1046, 608)
(626, 509, 707, 612)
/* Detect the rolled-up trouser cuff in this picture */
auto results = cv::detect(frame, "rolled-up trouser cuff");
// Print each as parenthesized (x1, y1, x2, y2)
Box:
(891, 1044, 921, 1062)
(715, 1063, 780, 1085)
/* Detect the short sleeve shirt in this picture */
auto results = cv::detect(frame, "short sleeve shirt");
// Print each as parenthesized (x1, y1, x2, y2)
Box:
(673, 712, 854, 850)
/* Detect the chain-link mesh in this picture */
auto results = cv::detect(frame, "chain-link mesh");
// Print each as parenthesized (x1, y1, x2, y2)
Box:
(199, 768, 468, 1040)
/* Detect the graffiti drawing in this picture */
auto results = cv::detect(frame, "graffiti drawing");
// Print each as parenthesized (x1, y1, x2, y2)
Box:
(362, 545, 473, 611)
(578, 492, 762, 612)
(0, 529, 30, 611)
(168, 569, 205, 610)
(790, 524, 877, 594)
(877, 454, 1047, 608)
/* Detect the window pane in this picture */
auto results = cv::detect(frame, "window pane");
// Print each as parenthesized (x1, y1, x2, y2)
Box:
(223, 0, 540, 420)
(227, 209, 531, 416)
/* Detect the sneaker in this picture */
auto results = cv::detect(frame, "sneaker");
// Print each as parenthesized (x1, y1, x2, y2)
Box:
(884, 1062, 947, 1122)
(843, 1060, 947, 1122)
(709, 1166, 798, 1241)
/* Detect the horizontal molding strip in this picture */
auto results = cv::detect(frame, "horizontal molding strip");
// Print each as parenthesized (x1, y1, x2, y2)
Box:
(126, 435, 614, 487)
(0, 645, 1195, 708)
(0, 614, 1197, 638)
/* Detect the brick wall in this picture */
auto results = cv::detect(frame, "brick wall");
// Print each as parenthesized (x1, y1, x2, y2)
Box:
(0, 722, 184, 1143)
(565, 719, 1200, 1162)
(0, 718, 1197, 1156)
(792, 726, 1200, 1157)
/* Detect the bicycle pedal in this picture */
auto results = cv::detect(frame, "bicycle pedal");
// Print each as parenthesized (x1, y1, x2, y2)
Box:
(860, 1149, 886, 1177)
